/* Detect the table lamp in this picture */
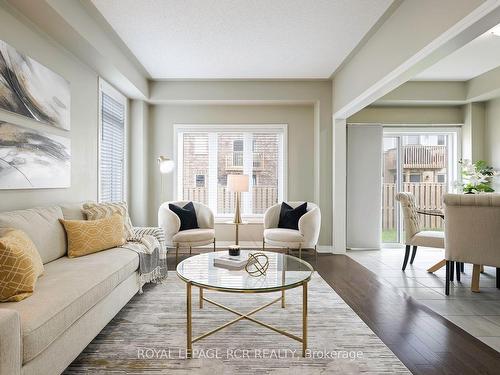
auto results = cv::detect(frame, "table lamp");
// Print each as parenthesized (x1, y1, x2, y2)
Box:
(227, 174, 249, 224)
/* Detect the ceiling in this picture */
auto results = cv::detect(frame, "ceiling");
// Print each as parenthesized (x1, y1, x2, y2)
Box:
(415, 27, 500, 81)
(90, 0, 393, 80)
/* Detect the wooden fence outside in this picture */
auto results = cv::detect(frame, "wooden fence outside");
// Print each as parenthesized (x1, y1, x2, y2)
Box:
(382, 182, 447, 230)
(183, 186, 278, 215)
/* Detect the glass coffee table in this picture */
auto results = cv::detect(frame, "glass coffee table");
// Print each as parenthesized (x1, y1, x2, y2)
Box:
(176, 250, 314, 357)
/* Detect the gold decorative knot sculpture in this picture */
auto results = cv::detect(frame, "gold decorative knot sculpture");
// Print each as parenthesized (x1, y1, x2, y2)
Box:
(245, 252, 270, 276)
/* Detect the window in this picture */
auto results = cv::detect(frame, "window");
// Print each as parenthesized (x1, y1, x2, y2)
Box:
(409, 174, 421, 183)
(176, 125, 286, 217)
(233, 139, 243, 152)
(232, 139, 244, 167)
(437, 174, 446, 183)
(98, 79, 127, 202)
(195, 174, 206, 187)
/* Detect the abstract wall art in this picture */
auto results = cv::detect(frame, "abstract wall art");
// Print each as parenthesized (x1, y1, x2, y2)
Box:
(0, 40, 70, 130)
(0, 122, 70, 189)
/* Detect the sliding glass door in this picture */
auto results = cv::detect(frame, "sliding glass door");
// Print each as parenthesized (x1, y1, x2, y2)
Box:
(381, 128, 460, 244)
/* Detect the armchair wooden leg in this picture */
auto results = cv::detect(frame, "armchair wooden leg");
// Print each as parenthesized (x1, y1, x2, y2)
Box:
(402, 245, 411, 271)
(262, 238, 265, 251)
(299, 244, 302, 259)
(456, 262, 461, 282)
(449, 261, 454, 282)
(480, 265, 484, 273)
(445, 261, 450, 295)
(175, 243, 179, 266)
(189, 245, 192, 255)
(461, 262, 465, 272)
(315, 244, 318, 264)
(410, 246, 417, 264)
(497, 268, 500, 289)
(471, 264, 481, 293)
(213, 238, 216, 252)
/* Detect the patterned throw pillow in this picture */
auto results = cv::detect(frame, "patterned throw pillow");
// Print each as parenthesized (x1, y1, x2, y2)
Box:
(82, 202, 134, 239)
(0, 228, 44, 302)
(59, 214, 126, 258)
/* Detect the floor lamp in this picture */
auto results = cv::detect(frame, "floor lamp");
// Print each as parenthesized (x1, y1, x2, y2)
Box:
(157, 156, 175, 202)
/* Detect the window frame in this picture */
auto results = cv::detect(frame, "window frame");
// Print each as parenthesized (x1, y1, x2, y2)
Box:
(97, 78, 128, 203)
(173, 124, 288, 221)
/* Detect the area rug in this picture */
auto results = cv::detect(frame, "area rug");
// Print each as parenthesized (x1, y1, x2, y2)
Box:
(64, 273, 410, 374)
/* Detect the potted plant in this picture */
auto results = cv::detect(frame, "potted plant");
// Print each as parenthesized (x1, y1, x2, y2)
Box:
(458, 159, 498, 194)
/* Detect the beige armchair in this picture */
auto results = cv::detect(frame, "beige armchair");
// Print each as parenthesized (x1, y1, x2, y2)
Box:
(263, 201, 321, 258)
(444, 193, 500, 294)
(395, 192, 444, 271)
(158, 201, 215, 265)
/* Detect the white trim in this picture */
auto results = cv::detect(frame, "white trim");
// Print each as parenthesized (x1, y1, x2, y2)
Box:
(316, 245, 337, 254)
(97, 77, 128, 202)
(99, 78, 127, 106)
(173, 124, 288, 218)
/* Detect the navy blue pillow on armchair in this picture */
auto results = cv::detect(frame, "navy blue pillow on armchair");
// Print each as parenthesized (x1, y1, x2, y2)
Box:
(169, 202, 199, 231)
(278, 202, 307, 230)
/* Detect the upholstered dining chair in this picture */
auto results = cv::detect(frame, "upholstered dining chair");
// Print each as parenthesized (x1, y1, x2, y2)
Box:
(395, 192, 445, 271)
(444, 193, 500, 295)
(263, 201, 321, 259)
(158, 201, 215, 265)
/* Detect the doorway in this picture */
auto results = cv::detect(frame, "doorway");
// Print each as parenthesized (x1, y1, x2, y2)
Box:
(381, 128, 460, 244)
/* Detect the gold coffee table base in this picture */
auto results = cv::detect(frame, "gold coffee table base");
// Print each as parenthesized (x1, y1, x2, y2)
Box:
(185, 281, 308, 358)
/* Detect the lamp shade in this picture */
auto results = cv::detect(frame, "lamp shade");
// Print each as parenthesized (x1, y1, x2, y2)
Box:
(157, 156, 175, 174)
(227, 174, 249, 192)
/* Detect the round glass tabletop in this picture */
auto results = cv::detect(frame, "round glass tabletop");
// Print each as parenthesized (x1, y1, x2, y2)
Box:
(176, 250, 314, 293)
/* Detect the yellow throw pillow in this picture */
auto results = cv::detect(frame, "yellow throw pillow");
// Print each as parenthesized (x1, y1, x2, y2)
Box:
(59, 214, 126, 258)
(82, 202, 134, 239)
(0, 228, 44, 302)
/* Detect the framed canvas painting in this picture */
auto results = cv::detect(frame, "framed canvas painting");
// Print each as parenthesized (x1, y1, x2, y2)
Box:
(0, 122, 70, 189)
(0, 40, 70, 130)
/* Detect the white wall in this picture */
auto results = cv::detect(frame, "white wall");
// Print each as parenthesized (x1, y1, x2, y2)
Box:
(148, 80, 332, 245)
(129, 100, 150, 225)
(148, 104, 317, 243)
(346, 124, 382, 250)
(462, 102, 485, 162)
(348, 106, 464, 124)
(485, 98, 500, 191)
(0, 2, 99, 211)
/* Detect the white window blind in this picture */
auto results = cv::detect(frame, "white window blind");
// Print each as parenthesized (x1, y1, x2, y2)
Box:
(176, 125, 286, 217)
(99, 80, 126, 202)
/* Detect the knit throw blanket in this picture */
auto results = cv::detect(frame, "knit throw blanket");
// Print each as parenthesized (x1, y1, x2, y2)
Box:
(121, 227, 168, 293)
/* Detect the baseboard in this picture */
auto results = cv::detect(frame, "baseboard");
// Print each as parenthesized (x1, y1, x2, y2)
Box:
(347, 247, 381, 251)
(317, 245, 340, 254)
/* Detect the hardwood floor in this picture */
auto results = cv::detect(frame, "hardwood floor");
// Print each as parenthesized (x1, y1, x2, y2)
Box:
(169, 249, 500, 374)
(311, 253, 500, 375)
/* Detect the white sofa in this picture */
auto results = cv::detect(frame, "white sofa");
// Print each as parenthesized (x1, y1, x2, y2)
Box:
(0, 203, 151, 375)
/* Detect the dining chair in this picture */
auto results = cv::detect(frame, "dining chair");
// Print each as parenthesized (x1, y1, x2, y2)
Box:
(444, 193, 500, 295)
(395, 192, 445, 271)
